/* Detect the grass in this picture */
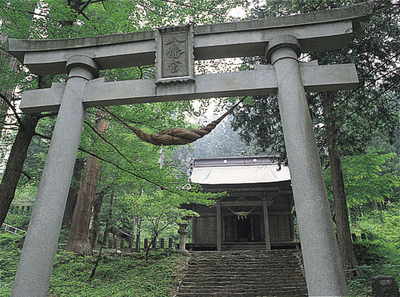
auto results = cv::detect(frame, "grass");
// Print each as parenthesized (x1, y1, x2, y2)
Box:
(346, 240, 400, 297)
(0, 232, 22, 296)
(49, 250, 186, 297)
(2, 230, 399, 297)
(0, 231, 187, 297)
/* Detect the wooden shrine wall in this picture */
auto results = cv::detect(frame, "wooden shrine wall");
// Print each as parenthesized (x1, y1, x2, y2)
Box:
(192, 193, 294, 245)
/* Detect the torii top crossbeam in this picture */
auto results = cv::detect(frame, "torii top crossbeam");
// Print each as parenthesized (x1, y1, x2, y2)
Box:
(9, 1, 371, 75)
(8, 2, 372, 114)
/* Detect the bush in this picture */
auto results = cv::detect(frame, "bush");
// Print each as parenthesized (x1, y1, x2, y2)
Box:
(58, 226, 70, 244)
(48, 250, 186, 297)
(0, 232, 24, 248)
(347, 239, 400, 297)
(353, 240, 386, 265)
(4, 213, 31, 230)
(0, 241, 186, 297)
(353, 240, 400, 266)
(0, 232, 22, 296)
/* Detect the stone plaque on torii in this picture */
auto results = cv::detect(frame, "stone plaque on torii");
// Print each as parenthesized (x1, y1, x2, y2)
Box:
(8, 2, 373, 296)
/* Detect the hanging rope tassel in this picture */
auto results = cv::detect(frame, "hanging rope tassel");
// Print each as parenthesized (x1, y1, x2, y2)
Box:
(225, 205, 256, 220)
(103, 97, 246, 146)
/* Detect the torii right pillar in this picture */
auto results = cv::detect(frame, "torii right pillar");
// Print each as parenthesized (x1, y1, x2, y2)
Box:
(266, 35, 348, 296)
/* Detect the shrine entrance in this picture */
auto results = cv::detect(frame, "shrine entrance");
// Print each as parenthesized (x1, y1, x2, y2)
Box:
(225, 214, 263, 243)
(230, 215, 257, 242)
(8, 3, 373, 296)
(189, 157, 297, 251)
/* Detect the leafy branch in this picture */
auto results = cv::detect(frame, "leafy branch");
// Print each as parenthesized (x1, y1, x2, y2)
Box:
(34, 132, 178, 194)
(0, 92, 23, 127)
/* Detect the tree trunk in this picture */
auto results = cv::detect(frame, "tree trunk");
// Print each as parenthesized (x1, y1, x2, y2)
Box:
(90, 187, 108, 249)
(0, 94, 8, 130)
(0, 114, 39, 225)
(65, 118, 109, 255)
(64, 155, 100, 254)
(103, 191, 115, 249)
(136, 217, 142, 252)
(62, 158, 85, 226)
(322, 92, 360, 277)
(88, 190, 115, 281)
(129, 216, 136, 249)
(0, 34, 18, 130)
(0, 75, 53, 225)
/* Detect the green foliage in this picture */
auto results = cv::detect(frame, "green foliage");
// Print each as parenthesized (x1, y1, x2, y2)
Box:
(48, 251, 186, 296)
(0, 231, 22, 292)
(0, 242, 186, 297)
(58, 226, 71, 244)
(14, 183, 38, 200)
(347, 239, 400, 297)
(346, 203, 400, 296)
(1, 0, 245, 258)
(3, 213, 30, 230)
(232, 0, 400, 162)
(343, 152, 399, 206)
(324, 151, 400, 208)
(1, 0, 243, 198)
(121, 189, 215, 241)
(352, 203, 400, 247)
(0, 231, 23, 247)
(353, 241, 387, 266)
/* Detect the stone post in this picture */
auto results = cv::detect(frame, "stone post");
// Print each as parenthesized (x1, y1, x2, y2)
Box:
(135, 235, 141, 252)
(216, 199, 222, 251)
(144, 238, 149, 250)
(168, 237, 173, 249)
(178, 222, 189, 252)
(152, 239, 157, 250)
(372, 275, 399, 297)
(160, 238, 165, 249)
(11, 55, 98, 297)
(266, 35, 347, 296)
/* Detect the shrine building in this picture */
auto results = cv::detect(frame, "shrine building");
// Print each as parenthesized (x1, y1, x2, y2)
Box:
(188, 156, 299, 251)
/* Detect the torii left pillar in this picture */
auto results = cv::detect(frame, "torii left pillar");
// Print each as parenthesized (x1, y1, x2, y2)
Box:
(11, 56, 98, 297)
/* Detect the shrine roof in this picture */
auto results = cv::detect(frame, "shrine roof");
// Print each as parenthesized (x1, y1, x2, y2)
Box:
(190, 156, 291, 185)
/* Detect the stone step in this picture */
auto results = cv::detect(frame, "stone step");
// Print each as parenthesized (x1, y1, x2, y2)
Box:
(187, 264, 302, 268)
(178, 290, 308, 295)
(188, 261, 300, 266)
(187, 268, 301, 272)
(179, 287, 308, 293)
(177, 250, 307, 297)
(177, 291, 307, 297)
(189, 258, 298, 261)
(176, 293, 280, 297)
(182, 273, 304, 279)
(179, 284, 307, 290)
(182, 274, 305, 279)
(181, 279, 306, 286)
(186, 271, 303, 275)
(188, 262, 301, 267)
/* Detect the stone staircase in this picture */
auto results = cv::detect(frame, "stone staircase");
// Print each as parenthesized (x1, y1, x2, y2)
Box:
(177, 250, 308, 297)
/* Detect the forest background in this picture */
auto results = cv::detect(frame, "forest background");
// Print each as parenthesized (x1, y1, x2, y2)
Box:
(0, 0, 399, 296)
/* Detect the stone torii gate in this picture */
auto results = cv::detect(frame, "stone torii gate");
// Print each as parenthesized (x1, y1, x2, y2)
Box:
(9, 2, 372, 296)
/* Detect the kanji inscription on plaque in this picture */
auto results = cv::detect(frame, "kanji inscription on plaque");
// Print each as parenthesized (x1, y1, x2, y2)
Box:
(156, 25, 194, 84)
